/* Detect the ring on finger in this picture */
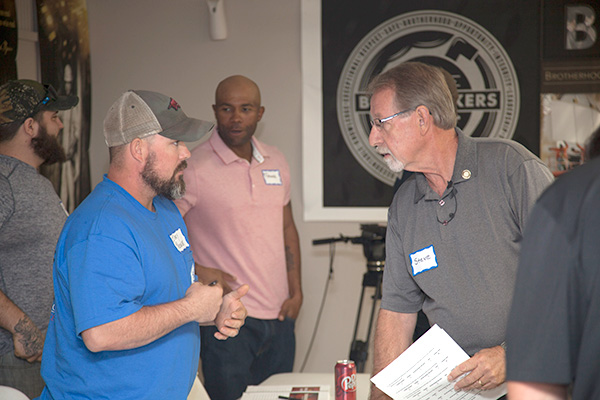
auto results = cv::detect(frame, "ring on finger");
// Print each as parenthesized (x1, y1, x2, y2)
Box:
(478, 379, 484, 386)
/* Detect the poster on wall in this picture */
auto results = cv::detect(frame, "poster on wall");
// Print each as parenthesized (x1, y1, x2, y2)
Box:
(539, 0, 600, 175)
(0, 0, 17, 84)
(36, 0, 91, 213)
(302, 0, 541, 221)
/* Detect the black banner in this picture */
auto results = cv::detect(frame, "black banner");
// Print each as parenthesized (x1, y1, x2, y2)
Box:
(541, 0, 600, 93)
(36, 0, 91, 213)
(0, 0, 17, 84)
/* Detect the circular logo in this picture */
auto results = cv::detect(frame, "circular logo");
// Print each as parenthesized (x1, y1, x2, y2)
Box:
(337, 10, 520, 186)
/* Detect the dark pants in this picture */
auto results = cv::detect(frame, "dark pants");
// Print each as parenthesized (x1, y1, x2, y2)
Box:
(0, 351, 45, 399)
(200, 316, 296, 400)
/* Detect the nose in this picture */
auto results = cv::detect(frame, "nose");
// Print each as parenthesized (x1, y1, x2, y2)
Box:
(57, 117, 64, 130)
(368, 124, 381, 147)
(231, 108, 242, 122)
(180, 143, 191, 160)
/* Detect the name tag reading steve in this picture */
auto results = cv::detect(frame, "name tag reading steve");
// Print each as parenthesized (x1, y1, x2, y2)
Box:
(262, 169, 282, 185)
(410, 245, 438, 276)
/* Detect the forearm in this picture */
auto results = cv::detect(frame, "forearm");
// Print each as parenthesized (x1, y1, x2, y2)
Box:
(81, 298, 195, 352)
(283, 202, 302, 299)
(284, 232, 302, 299)
(370, 310, 417, 400)
(195, 264, 221, 285)
(0, 289, 44, 361)
(0, 290, 27, 333)
(507, 381, 568, 400)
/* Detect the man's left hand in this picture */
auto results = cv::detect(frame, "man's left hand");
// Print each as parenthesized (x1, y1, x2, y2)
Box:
(278, 295, 302, 321)
(447, 345, 505, 391)
(214, 284, 249, 340)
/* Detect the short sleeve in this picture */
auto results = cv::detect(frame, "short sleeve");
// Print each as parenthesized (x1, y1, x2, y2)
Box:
(508, 158, 554, 230)
(0, 176, 15, 230)
(69, 235, 145, 335)
(381, 202, 425, 313)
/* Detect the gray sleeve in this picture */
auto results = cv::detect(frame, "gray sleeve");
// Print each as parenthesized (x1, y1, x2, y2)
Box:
(381, 200, 424, 313)
(0, 176, 15, 230)
(508, 158, 554, 230)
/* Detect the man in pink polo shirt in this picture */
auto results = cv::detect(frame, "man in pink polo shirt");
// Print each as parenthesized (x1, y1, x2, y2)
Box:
(175, 75, 302, 400)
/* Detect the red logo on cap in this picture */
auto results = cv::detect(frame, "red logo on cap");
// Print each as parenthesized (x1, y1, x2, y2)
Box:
(168, 98, 181, 111)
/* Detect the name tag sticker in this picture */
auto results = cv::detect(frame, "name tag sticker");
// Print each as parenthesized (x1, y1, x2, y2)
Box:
(262, 169, 282, 185)
(170, 228, 190, 252)
(190, 263, 197, 284)
(410, 245, 438, 276)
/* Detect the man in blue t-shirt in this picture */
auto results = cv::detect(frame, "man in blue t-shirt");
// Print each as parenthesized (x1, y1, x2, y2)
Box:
(37, 90, 248, 400)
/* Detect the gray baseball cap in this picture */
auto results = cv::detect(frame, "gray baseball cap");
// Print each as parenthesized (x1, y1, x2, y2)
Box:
(103, 90, 214, 147)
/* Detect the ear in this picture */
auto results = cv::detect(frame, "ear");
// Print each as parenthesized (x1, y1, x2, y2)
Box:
(129, 138, 147, 164)
(257, 106, 265, 122)
(415, 105, 430, 134)
(21, 117, 37, 138)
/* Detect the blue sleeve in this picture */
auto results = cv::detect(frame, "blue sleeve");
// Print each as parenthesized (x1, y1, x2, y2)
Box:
(69, 234, 145, 335)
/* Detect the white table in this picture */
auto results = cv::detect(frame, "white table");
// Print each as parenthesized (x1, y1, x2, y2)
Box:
(0, 386, 30, 400)
(260, 372, 371, 400)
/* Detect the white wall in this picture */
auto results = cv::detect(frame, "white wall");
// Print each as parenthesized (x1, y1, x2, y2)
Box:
(84, 0, 376, 374)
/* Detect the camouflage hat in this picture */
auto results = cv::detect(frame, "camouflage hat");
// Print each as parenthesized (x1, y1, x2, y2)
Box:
(0, 79, 79, 125)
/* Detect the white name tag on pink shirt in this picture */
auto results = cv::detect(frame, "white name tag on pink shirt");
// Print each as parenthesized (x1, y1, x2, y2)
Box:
(262, 169, 282, 185)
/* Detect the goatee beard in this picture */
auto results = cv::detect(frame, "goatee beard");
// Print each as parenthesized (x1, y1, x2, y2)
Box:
(31, 124, 67, 165)
(141, 153, 187, 200)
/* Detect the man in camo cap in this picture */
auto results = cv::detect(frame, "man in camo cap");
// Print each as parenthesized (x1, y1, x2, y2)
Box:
(0, 79, 77, 398)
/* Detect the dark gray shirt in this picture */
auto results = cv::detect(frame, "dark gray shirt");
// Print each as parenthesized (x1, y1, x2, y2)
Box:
(381, 130, 554, 355)
(0, 155, 67, 355)
(507, 158, 600, 399)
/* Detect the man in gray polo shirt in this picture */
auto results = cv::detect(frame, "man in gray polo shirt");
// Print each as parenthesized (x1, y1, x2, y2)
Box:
(367, 62, 553, 399)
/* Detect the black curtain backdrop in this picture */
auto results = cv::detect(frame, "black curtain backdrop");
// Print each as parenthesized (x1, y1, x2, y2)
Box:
(36, 0, 91, 213)
(0, 0, 17, 84)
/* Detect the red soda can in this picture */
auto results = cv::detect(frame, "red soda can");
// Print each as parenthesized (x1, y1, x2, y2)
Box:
(335, 359, 357, 400)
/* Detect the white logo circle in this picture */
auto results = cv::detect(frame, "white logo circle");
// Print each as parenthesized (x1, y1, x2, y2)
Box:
(337, 10, 520, 186)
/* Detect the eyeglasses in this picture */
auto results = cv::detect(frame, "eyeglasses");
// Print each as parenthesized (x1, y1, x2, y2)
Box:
(28, 84, 58, 118)
(437, 185, 457, 226)
(369, 107, 415, 128)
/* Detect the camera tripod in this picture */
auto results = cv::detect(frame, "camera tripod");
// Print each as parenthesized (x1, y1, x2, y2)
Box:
(349, 261, 383, 373)
(312, 224, 386, 373)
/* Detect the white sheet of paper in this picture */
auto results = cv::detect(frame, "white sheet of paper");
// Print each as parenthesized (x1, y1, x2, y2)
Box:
(370, 324, 506, 400)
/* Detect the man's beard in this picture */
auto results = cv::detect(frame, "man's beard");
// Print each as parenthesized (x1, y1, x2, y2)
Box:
(31, 123, 67, 165)
(378, 145, 405, 173)
(141, 152, 187, 200)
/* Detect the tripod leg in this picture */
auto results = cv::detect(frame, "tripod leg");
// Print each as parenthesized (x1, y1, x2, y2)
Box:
(353, 270, 382, 373)
(349, 273, 371, 372)
(365, 271, 383, 346)
(350, 283, 367, 346)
